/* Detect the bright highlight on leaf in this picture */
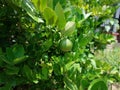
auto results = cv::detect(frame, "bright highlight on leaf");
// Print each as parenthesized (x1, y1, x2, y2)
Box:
(61, 21, 76, 36)
(11, 0, 44, 23)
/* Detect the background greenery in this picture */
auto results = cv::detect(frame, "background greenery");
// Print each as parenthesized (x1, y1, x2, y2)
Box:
(0, 0, 120, 90)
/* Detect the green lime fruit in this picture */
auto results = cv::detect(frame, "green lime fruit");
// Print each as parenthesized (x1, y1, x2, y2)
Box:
(59, 38, 73, 52)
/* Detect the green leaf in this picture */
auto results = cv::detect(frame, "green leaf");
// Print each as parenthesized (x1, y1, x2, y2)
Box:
(42, 39, 53, 52)
(5, 65, 19, 75)
(23, 65, 33, 81)
(6, 47, 15, 62)
(65, 61, 75, 71)
(0, 84, 12, 90)
(32, 0, 53, 12)
(88, 79, 108, 90)
(79, 31, 94, 47)
(47, 0, 53, 9)
(22, 0, 43, 23)
(0, 55, 12, 65)
(13, 55, 28, 65)
(31, 0, 39, 9)
(55, 3, 66, 30)
(12, 44, 25, 58)
(80, 79, 89, 90)
(5, 44, 28, 65)
(41, 67, 48, 80)
(53, 64, 61, 75)
(61, 21, 76, 36)
(8, 0, 22, 7)
(53, 0, 66, 9)
(39, 0, 47, 12)
(82, 9, 92, 19)
(11, 0, 44, 23)
(43, 7, 57, 26)
(64, 77, 78, 90)
(73, 63, 81, 73)
(77, 9, 92, 28)
(90, 59, 96, 68)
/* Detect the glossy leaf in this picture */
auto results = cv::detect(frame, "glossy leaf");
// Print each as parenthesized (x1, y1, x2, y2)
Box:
(11, 0, 44, 23)
(5, 44, 28, 65)
(39, 0, 47, 12)
(43, 7, 57, 26)
(13, 55, 28, 65)
(61, 21, 76, 36)
(88, 79, 108, 90)
(64, 77, 78, 90)
(55, 3, 66, 30)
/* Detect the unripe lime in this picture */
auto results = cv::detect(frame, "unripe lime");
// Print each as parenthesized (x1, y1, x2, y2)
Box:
(59, 38, 73, 52)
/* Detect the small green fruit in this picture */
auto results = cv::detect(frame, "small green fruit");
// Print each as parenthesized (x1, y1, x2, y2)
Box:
(59, 38, 73, 52)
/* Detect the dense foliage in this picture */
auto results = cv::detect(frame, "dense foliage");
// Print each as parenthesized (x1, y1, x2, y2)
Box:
(0, 0, 120, 90)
